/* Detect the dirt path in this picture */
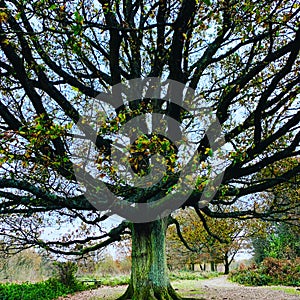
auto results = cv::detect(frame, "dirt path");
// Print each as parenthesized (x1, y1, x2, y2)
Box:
(58, 276, 300, 300)
(186, 275, 300, 299)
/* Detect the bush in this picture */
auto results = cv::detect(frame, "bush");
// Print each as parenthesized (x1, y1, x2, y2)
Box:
(229, 269, 272, 286)
(261, 257, 300, 286)
(53, 261, 78, 287)
(229, 257, 300, 286)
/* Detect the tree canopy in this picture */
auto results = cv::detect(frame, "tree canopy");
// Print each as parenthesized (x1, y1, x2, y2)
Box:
(167, 208, 262, 274)
(0, 0, 299, 299)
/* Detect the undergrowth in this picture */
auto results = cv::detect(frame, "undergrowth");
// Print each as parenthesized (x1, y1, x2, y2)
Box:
(229, 257, 300, 286)
(0, 278, 88, 300)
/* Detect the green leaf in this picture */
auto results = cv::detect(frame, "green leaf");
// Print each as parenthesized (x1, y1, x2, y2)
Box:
(203, 0, 211, 6)
(49, 4, 58, 10)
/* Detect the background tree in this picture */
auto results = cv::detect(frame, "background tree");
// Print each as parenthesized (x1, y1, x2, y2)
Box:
(0, 0, 299, 299)
(167, 208, 261, 274)
(252, 221, 300, 263)
(252, 158, 300, 263)
(265, 223, 300, 259)
(251, 235, 270, 264)
(0, 243, 52, 282)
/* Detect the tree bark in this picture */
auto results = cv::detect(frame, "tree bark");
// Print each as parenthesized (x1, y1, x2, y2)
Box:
(118, 217, 182, 300)
(224, 253, 230, 275)
(224, 263, 229, 275)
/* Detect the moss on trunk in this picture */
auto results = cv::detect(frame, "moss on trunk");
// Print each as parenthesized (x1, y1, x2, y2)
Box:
(117, 217, 183, 300)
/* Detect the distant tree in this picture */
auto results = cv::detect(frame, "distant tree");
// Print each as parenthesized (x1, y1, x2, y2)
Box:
(0, 245, 51, 282)
(167, 208, 262, 274)
(0, 1, 299, 299)
(252, 236, 270, 264)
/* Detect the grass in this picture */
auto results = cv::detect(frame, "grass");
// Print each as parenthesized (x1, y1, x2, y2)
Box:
(170, 271, 219, 281)
(0, 278, 88, 300)
(172, 280, 206, 298)
(86, 280, 208, 300)
(81, 272, 219, 300)
(78, 274, 130, 287)
(0, 271, 218, 300)
(88, 286, 126, 300)
(78, 271, 219, 288)
(270, 286, 300, 296)
(81, 276, 300, 300)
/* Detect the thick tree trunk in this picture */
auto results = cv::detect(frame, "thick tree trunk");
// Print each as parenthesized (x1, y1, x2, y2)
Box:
(118, 218, 182, 300)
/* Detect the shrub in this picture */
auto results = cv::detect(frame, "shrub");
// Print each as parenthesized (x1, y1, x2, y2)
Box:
(53, 261, 78, 287)
(229, 269, 272, 286)
(229, 257, 300, 286)
(261, 257, 300, 286)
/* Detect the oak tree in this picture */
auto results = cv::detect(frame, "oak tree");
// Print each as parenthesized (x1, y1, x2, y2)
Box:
(0, 0, 299, 299)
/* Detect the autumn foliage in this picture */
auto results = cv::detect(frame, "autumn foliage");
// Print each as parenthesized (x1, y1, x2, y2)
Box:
(229, 257, 300, 286)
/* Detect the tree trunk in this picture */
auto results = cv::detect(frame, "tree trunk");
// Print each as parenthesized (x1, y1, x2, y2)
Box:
(224, 253, 230, 275)
(210, 261, 215, 272)
(118, 217, 182, 300)
(190, 263, 195, 271)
